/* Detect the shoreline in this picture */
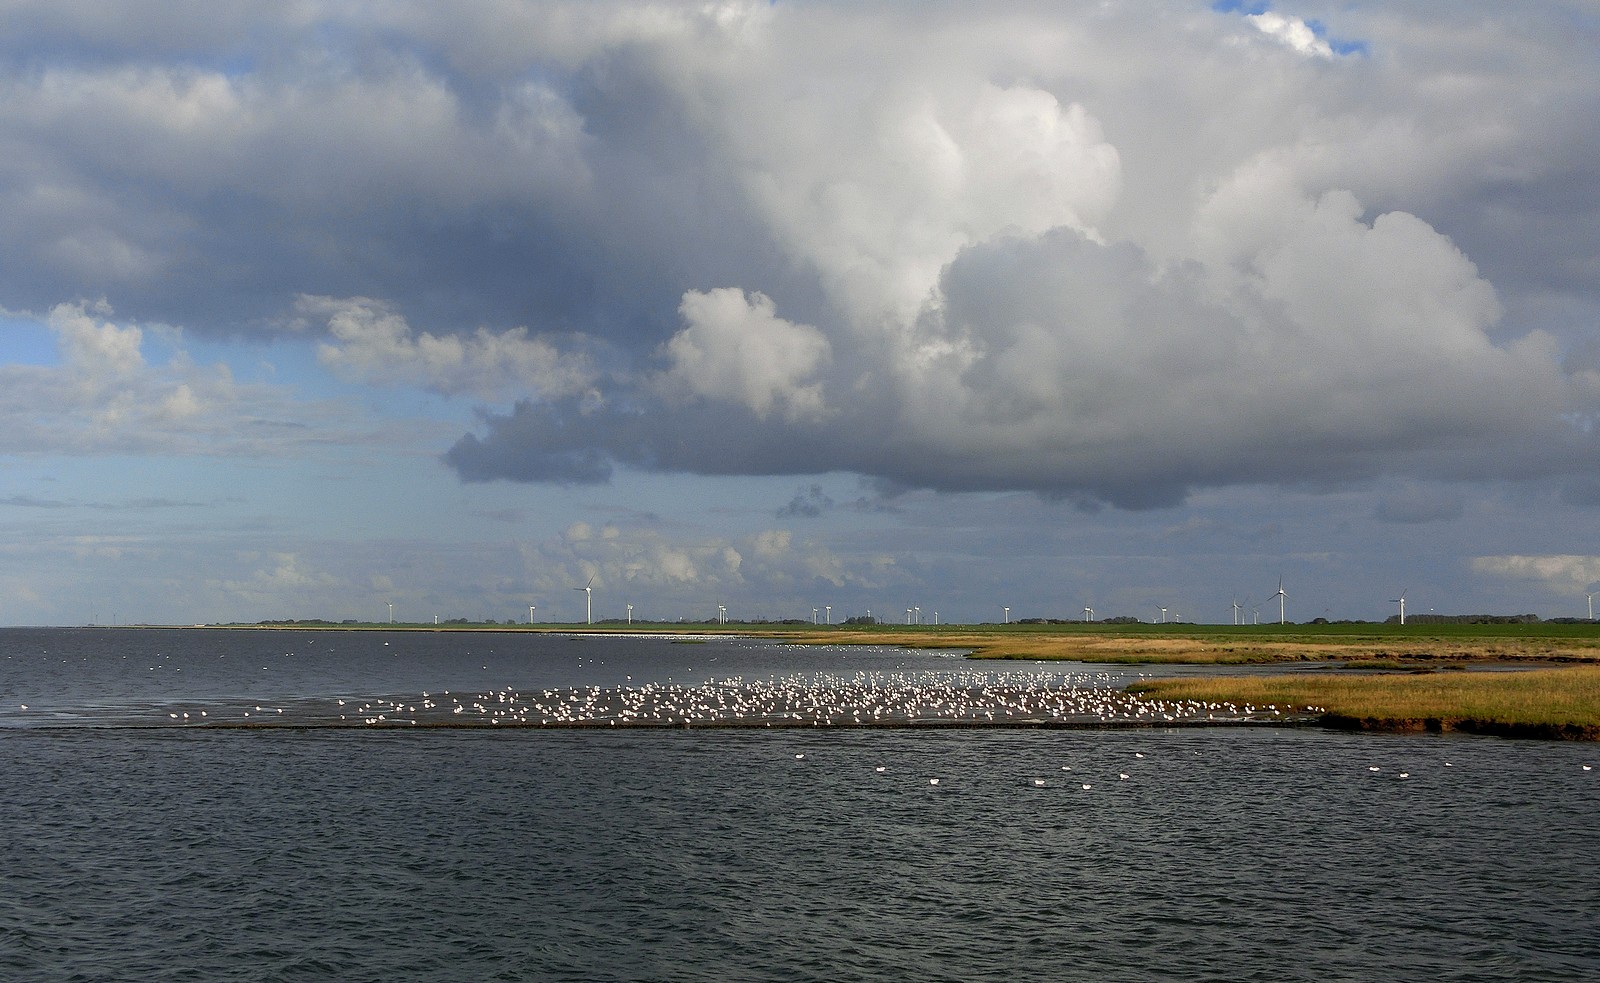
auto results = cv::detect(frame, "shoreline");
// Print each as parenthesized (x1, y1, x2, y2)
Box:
(11, 714, 1593, 740)
(23, 623, 1600, 739)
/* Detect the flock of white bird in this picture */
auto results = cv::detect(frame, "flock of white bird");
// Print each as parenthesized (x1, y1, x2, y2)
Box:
(205, 670, 1302, 729)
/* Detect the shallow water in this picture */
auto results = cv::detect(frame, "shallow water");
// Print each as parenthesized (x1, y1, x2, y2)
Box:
(0, 628, 1277, 730)
(2, 629, 1596, 981)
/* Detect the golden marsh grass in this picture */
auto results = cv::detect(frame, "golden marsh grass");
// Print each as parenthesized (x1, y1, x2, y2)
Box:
(1129, 666, 1600, 730)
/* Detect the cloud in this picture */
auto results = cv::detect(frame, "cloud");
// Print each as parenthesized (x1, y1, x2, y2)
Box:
(506, 520, 900, 616)
(778, 484, 834, 519)
(1245, 12, 1335, 60)
(0, 302, 393, 456)
(218, 552, 341, 605)
(304, 295, 598, 403)
(0, 493, 208, 510)
(1472, 555, 1600, 593)
(452, 198, 1593, 507)
(0, 2, 1596, 510)
(729, 78, 1121, 325)
(1374, 485, 1465, 525)
(658, 288, 829, 421)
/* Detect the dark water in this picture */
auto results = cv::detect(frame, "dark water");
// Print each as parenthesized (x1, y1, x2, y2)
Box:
(2, 629, 1597, 981)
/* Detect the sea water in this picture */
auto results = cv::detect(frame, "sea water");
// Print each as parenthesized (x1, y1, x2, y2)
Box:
(1, 629, 1595, 981)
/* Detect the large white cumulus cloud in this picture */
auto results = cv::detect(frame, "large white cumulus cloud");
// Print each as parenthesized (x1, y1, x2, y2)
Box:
(659, 288, 830, 422)
(2, 1, 1597, 505)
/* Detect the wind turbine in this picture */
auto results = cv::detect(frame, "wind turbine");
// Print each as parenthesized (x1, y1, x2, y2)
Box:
(387, 601, 393, 624)
(718, 604, 726, 624)
(812, 607, 818, 625)
(825, 605, 831, 625)
(1391, 590, 1407, 625)
(1273, 578, 1287, 625)
(1588, 592, 1595, 621)
(1159, 606, 1167, 624)
(626, 603, 633, 625)
(1084, 606, 1094, 622)
(573, 576, 593, 625)
(1003, 606, 1010, 624)
(1231, 598, 1241, 626)
(528, 605, 536, 624)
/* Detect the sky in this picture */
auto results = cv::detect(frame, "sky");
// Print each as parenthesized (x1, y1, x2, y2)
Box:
(2, 0, 1599, 627)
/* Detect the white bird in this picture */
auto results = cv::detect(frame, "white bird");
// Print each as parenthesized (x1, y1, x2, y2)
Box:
(929, 778, 940, 786)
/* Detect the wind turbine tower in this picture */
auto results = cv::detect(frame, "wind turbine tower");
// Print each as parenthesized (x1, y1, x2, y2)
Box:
(1231, 598, 1241, 626)
(573, 576, 593, 625)
(1391, 590, 1407, 625)
(1588, 592, 1595, 621)
(1274, 578, 1287, 625)
(1003, 606, 1010, 624)
(627, 603, 633, 625)
(1084, 606, 1094, 622)
(529, 605, 536, 624)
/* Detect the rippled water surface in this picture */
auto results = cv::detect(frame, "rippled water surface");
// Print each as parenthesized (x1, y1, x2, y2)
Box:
(2, 629, 1596, 981)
